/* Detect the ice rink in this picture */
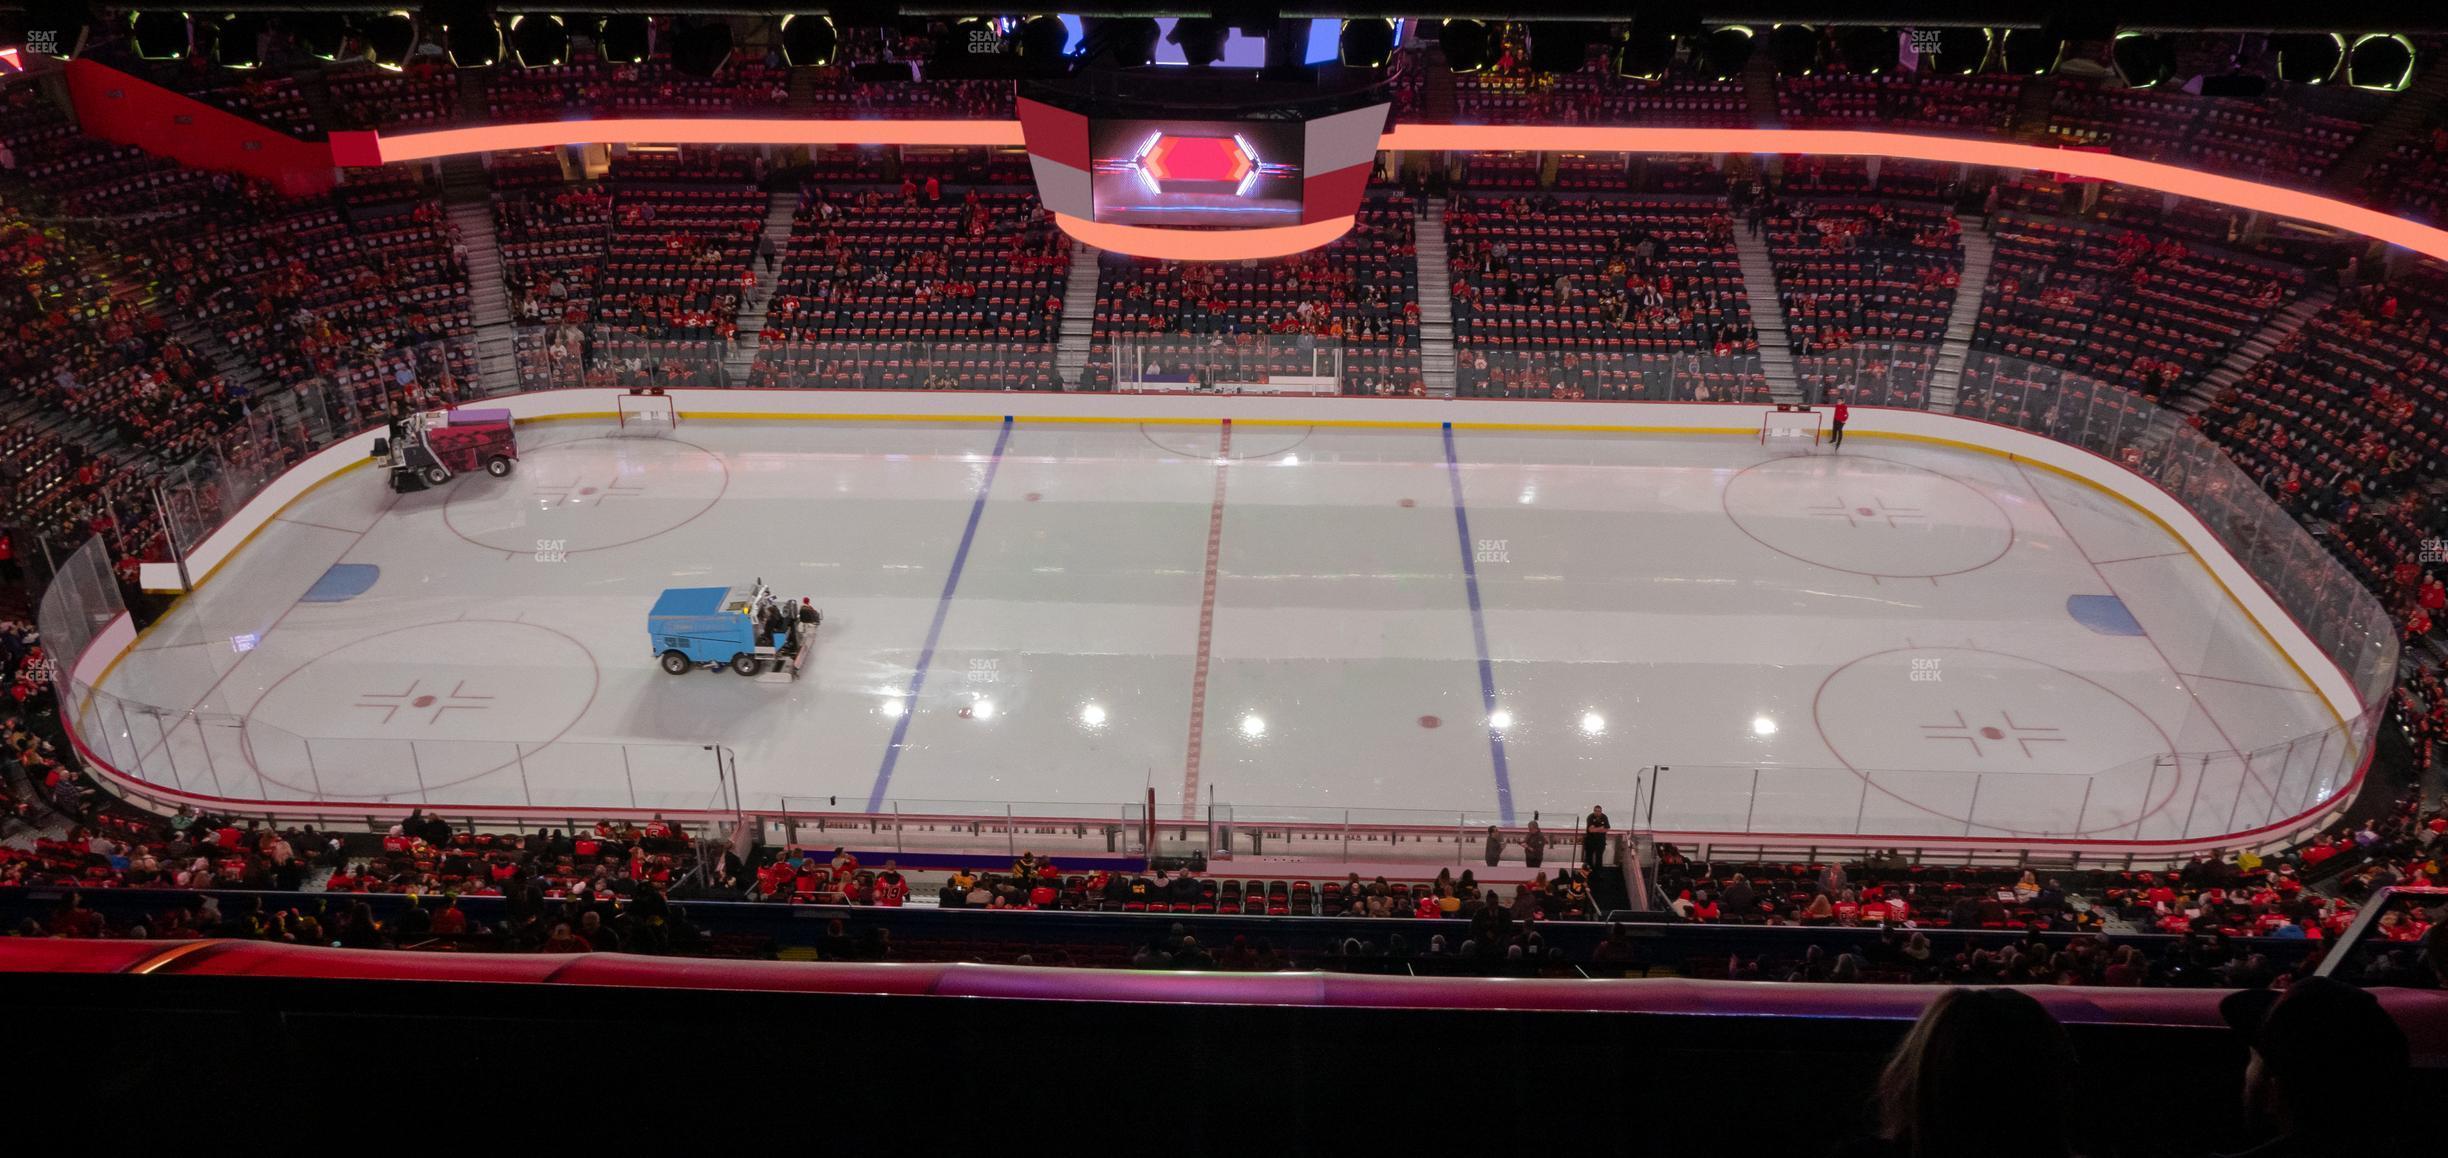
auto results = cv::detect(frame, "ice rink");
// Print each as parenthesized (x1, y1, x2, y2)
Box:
(94, 417, 2346, 841)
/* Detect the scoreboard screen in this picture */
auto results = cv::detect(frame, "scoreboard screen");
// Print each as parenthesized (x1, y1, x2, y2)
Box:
(1087, 119, 1305, 228)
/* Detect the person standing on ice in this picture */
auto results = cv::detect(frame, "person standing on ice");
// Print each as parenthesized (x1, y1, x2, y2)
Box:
(1829, 394, 1850, 449)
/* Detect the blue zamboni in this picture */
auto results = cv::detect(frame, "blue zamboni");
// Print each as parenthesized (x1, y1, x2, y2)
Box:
(649, 579, 819, 679)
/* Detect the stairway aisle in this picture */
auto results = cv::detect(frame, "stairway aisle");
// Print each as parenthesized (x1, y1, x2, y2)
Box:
(288, 66, 342, 138)
(1415, 201, 1456, 396)
(726, 190, 801, 388)
(1056, 244, 1100, 389)
(1743, 46, 1781, 127)
(447, 202, 509, 329)
(2011, 75, 2058, 138)
(456, 68, 488, 124)
(439, 188, 521, 393)
(2175, 288, 2335, 416)
(1926, 216, 1995, 413)
(1730, 225, 1803, 403)
(2324, 55, 2448, 194)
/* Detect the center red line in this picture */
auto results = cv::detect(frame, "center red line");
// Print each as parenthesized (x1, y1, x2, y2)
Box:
(1180, 419, 1230, 821)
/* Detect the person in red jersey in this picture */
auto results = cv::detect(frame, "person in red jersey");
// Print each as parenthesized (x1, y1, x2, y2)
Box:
(1829, 394, 1851, 449)
(872, 861, 909, 907)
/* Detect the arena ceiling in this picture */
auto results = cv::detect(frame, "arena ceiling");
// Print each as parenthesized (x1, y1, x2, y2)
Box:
(8, 3, 2448, 34)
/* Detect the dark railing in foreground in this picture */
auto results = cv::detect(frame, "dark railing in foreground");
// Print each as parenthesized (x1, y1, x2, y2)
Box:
(0, 884, 2333, 977)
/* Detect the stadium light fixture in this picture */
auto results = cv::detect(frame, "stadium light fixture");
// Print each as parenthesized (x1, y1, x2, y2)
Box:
(1437, 19, 1500, 75)
(2000, 27, 2065, 76)
(670, 16, 734, 78)
(1835, 26, 1897, 75)
(2112, 31, 2176, 89)
(2272, 32, 2345, 85)
(1087, 16, 1158, 68)
(434, 2, 498, 68)
(127, 11, 192, 61)
(1166, 17, 1224, 67)
(1614, 27, 1676, 81)
(359, 10, 418, 72)
(1340, 17, 1395, 69)
(2347, 33, 2417, 92)
(1918, 27, 1990, 75)
(510, 13, 568, 69)
(596, 14, 650, 64)
(1013, 14, 1071, 61)
(290, 12, 348, 61)
(1767, 23, 1820, 76)
(1694, 24, 1753, 81)
(1527, 22, 1599, 74)
(208, 12, 269, 69)
(779, 13, 839, 68)
(21, 0, 94, 59)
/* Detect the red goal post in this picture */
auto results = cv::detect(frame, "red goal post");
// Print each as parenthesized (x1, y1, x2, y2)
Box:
(1760, 405, 1823, 446)
(617, 390, 679, 430)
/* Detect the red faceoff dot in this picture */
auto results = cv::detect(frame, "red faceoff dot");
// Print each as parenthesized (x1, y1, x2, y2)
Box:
(1419, 715, 1442, 728)
(1980, 727, 2005, 740)
(1856, 506, 1874, 516)
(580, 487, 599, 496)
(1399, 498, 1417, 508)
(412, 695, 437, 708)
(1025, 492, 1043, 502)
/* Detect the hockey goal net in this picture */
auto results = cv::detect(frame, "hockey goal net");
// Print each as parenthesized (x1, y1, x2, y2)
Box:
(1760, 406, 1823, 447)
(617, 390, 679, 431)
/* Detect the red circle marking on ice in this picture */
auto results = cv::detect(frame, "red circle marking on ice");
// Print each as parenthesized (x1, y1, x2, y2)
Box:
(958, 707, 974, 718)
(1025, 492, 1043, 502)
(239, 618, 601, 800)
(413, 695, 437, 708)
(1419, 715, 1442, 728)
(1980, 726, 2005, 740)
(1810, 645, 2184, 838)
(443, 435, 730, 556)
(1719, 454, 2016, 580)
(1399, 498, 1417, 508)
(579, 487, 598, 496)
(1856, 506, 1874, 516)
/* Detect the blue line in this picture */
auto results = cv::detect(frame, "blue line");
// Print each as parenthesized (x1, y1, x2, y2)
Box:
(1442, 423, 1516, 824)
(866, 418, 1014, 811)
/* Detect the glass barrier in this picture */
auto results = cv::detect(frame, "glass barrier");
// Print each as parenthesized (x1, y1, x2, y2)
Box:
(295, 333, 484, 441)
(1107, 335, 1350, 395)
(1954, 352, 2400, 714)
(59, 676, 727, 815)
(510, 326, 1070, 394)
(775, 797, 1148, 860)
(1791, 341, 1945, 410)
(1451, 348, 1772, 403)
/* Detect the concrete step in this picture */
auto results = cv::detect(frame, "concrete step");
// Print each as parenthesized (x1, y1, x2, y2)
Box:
(1055, 243, 1102, 390)
(1925, 215, 1996, 413)
(1414, 200, 1456, 392)
(2175, 285, 2334, 415)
